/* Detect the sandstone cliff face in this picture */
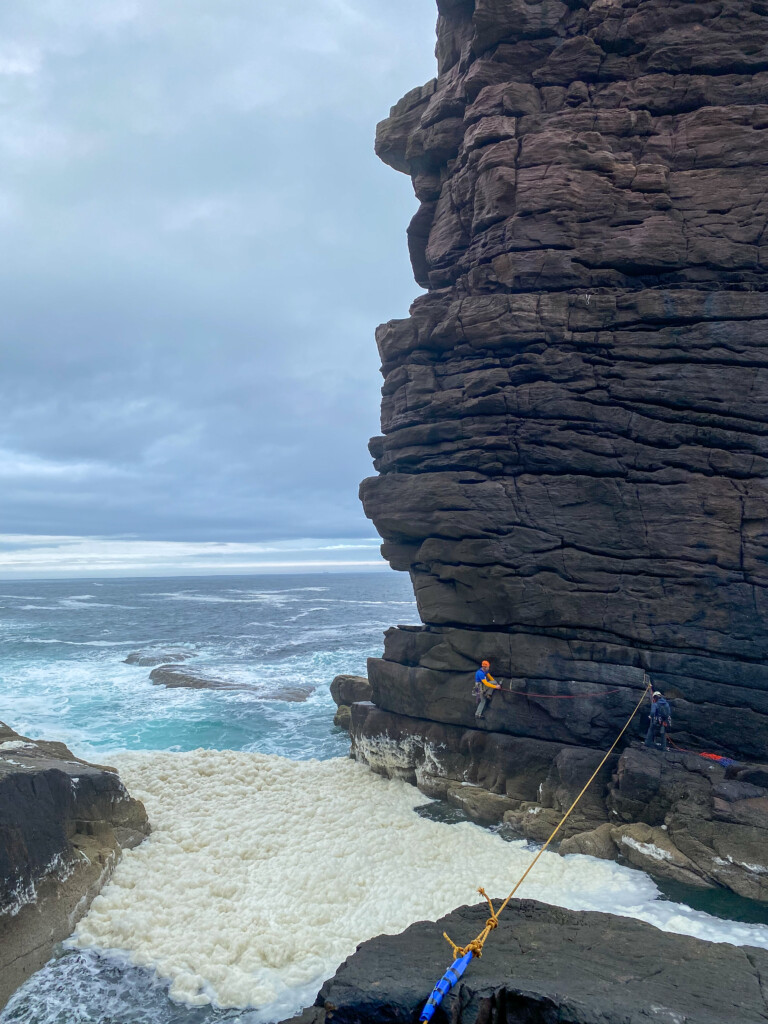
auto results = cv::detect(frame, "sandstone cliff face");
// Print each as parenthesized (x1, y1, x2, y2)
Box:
(0, 723, 149, 1007)
(357, 0, 768, 898)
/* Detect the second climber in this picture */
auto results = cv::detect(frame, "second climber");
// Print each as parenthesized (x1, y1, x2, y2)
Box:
(645, 690, 672, 752)
(473, 659, 501, 719)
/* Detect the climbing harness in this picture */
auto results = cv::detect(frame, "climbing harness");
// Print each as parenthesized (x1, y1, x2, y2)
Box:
(418, 680, 652, 1023)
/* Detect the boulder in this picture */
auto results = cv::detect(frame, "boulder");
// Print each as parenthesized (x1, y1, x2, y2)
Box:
(0, 722, 149, 1008)
(330, 675, 372, 706)
(334, 705, 352, 730)
(611, 822, 713, 889)
(445, 785, 519, 825)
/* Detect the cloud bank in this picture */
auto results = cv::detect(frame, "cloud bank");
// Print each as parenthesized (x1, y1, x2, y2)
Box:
(0, 0, 437, 574)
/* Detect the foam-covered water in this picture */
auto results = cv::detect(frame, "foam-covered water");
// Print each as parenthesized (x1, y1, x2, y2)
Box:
(3, 573, 768, 1024)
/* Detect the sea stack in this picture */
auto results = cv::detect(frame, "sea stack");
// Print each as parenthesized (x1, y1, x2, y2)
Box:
(357, 0, 768, 898)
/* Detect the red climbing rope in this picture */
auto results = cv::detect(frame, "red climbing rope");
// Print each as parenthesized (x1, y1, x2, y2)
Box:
(668, 738, 737, 766)
(502, 686, 623, 700)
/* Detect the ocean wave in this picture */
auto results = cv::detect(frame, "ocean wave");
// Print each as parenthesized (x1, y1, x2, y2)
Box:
(72, 752, 768, 1019)
(20, 638, 173, 647)
(228, 587, 330, 595)
(59, 600, 127, 609)
(148, 593, 299, 607)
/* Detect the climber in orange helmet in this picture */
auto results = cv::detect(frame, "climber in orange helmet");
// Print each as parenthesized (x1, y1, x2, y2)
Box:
(474, 659, 501, 719)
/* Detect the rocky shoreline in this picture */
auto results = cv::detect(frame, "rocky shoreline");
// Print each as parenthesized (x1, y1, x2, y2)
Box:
(0, 722, 148, 1008)
(327, 670, 768, 902)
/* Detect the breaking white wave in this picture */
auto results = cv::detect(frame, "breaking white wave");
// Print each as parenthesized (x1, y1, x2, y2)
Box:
(72, 751, 768, 1020)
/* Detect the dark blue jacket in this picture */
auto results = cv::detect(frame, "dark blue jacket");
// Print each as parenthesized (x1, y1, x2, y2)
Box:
(650, 697, 671, 725)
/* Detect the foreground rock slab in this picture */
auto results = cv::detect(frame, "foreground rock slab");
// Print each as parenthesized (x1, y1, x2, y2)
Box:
(0, 722, 149, 1009)
(291, 899, 768, 1024)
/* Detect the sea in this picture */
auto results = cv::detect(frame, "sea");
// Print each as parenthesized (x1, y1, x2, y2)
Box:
(1, 572, 768, 1024)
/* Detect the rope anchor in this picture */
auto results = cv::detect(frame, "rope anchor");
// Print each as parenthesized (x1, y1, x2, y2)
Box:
(418, 681, 652, 1022)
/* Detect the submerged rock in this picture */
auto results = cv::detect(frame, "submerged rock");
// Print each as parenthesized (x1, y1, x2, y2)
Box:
(288, 899, 768, 1024)
(356, 0, 768, 900)
(148, 666, 312, 701)
(149, 666, 242, 689)
(0, 722, 149, 1008)
(124, 649, 192, 667)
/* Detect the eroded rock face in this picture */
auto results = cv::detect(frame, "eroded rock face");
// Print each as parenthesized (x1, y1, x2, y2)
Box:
(358, 0, 768, 900)
(0, 722, 149, 1007)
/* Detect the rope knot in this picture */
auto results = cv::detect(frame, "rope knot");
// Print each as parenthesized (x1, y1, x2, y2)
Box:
(477, 887, 499, 933)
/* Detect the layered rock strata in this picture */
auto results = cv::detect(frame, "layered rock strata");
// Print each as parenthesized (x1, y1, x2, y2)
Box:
(0, 723, 149, 1007)
(286, 899, 768, 1024)
(357, 0, 768, 898)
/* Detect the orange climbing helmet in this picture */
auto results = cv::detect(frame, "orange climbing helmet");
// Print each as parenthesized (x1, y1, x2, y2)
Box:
(481, 660, 490, 668)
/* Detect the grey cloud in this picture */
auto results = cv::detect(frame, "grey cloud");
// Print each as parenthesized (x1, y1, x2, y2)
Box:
(0, 0, 437, 546)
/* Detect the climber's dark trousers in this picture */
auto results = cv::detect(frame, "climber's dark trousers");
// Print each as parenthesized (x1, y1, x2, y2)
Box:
(645, 721, 667, 752)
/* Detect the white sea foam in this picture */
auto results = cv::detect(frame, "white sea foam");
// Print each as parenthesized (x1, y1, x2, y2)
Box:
(152, 591, 298, 606)
(73, 751, 768, 1019)
(21, 638, 164, 647)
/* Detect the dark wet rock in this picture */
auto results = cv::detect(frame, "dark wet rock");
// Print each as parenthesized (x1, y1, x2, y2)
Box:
(124, 650, 192, 667)
(330, 674, 372, 706)
(356, 0, 768, 902)
(285, 899, 768, 1024)
(445, 785, 519, 825)
(0, 722, 148, 1009)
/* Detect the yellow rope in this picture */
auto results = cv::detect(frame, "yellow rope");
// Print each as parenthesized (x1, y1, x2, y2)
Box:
(443, 678, 652, 959)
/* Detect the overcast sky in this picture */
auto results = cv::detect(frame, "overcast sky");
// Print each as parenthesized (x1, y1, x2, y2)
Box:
(0, 0, 438, 577)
